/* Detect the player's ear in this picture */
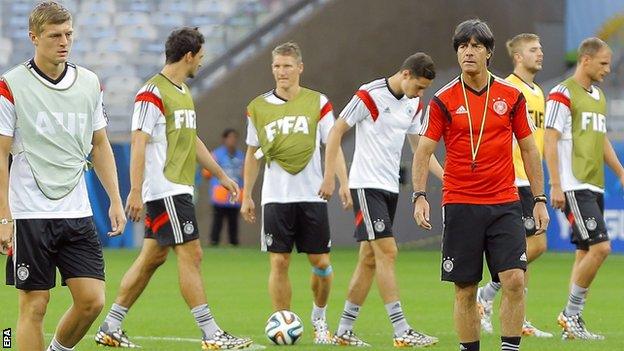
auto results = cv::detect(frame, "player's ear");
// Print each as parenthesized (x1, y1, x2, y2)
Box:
(184, 51, 194, 63)
(29, 31, 38, 46)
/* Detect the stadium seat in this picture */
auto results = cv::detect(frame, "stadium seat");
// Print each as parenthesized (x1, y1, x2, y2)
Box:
(80, 0, 116, 14)
(113, 12, 150, 26)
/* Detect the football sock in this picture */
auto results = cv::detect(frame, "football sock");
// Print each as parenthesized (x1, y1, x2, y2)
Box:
(102, 303, 128, 332)
(501, 336, 521, 351)
(311, 302, 326, 321)
(564, 283, 588, 316)
(337, 301, 360, 335)
(47, 337, 74, 351)
(459, 340, 479, 351)
(385, 300, 411, 336)
(480, 281, 501, 301)
(191, 304, 220, 338)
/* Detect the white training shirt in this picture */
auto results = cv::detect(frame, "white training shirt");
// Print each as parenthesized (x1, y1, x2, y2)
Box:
(131, 80, 194, 202)
(0, 60, 107, 219)
(545, 83, 604, 193)
(245, 90, 334, 205)
(341, 78, 423, 193)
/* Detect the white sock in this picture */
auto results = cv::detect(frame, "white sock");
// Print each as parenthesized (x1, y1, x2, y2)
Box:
(337, 301, 360, 335)
(47, 337, 74, 351)
(564, 284, 588, 316)
(102, 303, 128, 332)
(311, 302, 326, 321)
(385, 301, 411, 336)
(480, 281, 501, 301)
(191, 304, 221, 339)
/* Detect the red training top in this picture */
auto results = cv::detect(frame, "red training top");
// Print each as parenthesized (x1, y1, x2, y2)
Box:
(420, 75, 534, 205)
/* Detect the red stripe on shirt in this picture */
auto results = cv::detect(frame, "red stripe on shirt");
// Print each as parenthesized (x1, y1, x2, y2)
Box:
(0, 80, 14, 104)
(319, 101, 333, 120)
(355, 90, 379, 121)
(135, 91, 164, 114)
(548, 92, 570, 108)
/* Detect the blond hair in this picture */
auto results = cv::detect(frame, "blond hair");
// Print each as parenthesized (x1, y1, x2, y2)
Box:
(506, 33, 540, 61)
(272, 42, 302, 62)
(577, 37, 610, 62)
(29, 1, 72, 35)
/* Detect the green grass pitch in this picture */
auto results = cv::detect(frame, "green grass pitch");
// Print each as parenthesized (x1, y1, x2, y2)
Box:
(1, 248, 622, 350)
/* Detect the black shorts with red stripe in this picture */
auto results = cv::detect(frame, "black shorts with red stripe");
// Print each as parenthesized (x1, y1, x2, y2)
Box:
(564, 189, 609, 251)
(144, 194, 199, 246)
(351, 188, 398, 242)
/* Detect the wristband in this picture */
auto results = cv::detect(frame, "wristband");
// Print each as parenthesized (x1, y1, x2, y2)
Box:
(533, 194, 547, 204)
(411, 191, 427, 203)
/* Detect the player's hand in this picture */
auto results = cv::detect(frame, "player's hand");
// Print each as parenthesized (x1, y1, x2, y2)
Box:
(550, 185, 566, 210)
(219, 176, 240, 202)
(533, 202, 549, 235)
(0, 221, 14, 255)
(318, 176, 335, 201)
(241, 197, 256, 223)
(109, 201, 127, 237)
(413, 197, 432, 230)
(339, 185, 353, 210)
(125, 189, 143, 222)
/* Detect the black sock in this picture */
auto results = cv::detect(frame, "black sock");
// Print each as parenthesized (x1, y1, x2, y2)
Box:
(501, 336, 521, 351)
(460, 340, 479, 351)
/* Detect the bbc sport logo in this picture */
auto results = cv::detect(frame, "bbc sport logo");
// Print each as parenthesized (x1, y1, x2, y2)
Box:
(2, 328, 10, 349)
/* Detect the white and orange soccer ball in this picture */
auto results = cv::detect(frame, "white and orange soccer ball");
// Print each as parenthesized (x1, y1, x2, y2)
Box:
(265, 310, 304, 345)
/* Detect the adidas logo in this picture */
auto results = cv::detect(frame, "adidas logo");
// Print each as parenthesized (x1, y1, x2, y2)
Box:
(456, 105, 468, 114)
(460, 345, 468, 351)
(384, 107, 391, 113)
(520, 252, 527, 262)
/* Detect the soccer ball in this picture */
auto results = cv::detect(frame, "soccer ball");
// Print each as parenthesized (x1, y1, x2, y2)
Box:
(265, 310, 304, 345)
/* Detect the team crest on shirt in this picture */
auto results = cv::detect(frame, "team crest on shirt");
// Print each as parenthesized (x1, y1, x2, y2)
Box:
(442, 257, 454, 273)
(182, 221, 195, 235)
(16, 263, 29, 281)
(585, 218, 597, 231)
(493, 98, 508, 116)
(373, 219, 386, 233)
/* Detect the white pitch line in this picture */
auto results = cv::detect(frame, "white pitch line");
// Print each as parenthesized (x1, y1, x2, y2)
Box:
(44, 333, 267, 349)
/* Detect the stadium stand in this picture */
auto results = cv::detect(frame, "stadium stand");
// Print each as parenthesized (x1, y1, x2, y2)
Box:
(0, 0, 298, 136)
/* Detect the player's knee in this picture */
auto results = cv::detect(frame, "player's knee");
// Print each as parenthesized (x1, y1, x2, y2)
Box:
(19, 295, 49, 321)
(146, 250, 168, 269)
(270, 254, 290, 272)
(359, 251, 376, 269)
(376, 244, 398, 263)
(454, 283, 477, 304)
(76, 292, 105, 318)
(501, 271, 524, 294)
(312, 264, 333, 278)
(590, 242, 611, 260)
(537, 239, 548, 255)
(183, 245, 204, 267)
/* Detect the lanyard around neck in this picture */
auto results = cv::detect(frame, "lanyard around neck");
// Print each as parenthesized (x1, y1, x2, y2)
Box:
(460, 72, 491, 171)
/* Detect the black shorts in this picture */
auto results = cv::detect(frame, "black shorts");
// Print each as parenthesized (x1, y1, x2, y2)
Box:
(6, 217, 104, 290)
(145, 194, 199, 246)
(518, 186, 538, 237)
(351, 188, 398, 242)
(262, 202, 330, 254)
(564, 190, 609, 251)
(441, 202, 527, 284)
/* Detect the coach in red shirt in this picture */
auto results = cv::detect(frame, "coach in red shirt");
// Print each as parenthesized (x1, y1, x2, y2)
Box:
(412, 20, 549, 351)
